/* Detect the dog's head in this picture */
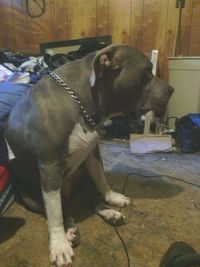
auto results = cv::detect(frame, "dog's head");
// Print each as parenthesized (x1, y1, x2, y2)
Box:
(90, 44, 174, 119)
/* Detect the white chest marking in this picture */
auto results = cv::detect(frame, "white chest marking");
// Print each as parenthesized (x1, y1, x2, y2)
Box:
(67, 123, 98, 175)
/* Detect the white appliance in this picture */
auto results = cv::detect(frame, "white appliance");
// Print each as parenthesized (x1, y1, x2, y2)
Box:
(168, 57, 200, 128)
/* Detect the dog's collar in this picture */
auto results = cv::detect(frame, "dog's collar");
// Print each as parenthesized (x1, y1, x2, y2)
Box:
(49, 72, 97, 129)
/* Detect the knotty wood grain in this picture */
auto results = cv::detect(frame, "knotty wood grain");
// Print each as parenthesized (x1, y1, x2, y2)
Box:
(108, 0, 131, 44)
(51, 0, 68, 41)
(97, 0, 109, 36)
(67, 0, 96, 39)
(130, 0, 144, 49)
(0, 0, 15, 51)
(189, 0, 200, 55)
(0, 0, 199, 77)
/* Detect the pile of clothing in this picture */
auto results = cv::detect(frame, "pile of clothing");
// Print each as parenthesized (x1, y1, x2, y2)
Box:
(0, 51, 49, 84)
(0, 41, 109, 84)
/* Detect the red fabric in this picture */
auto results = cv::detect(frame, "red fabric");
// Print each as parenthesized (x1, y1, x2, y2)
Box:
(0, 164, 10, 191)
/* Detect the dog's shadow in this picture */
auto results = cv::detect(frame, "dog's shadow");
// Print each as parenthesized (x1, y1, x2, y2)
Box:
(105, 171, 184, 201)
(0, 216, 26, 244)
(9, 160, 184, 225)
(122, 174, 184, 200)
(9, 160, 100, 224)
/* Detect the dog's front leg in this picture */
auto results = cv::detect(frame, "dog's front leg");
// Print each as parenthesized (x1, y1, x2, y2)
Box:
(39, 161, 74, 267)
(84, 145, 130, 208)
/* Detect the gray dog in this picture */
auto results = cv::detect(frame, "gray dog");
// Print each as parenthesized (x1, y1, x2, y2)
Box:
(6, 45, 173, 266)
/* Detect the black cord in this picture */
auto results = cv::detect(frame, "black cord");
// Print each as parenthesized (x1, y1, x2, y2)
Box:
(114, 226, 131, 267)
(102, 144, 199, 267)
(113, 174, 132, 267)
(162, 175, 200, 189)
(111, 171, 200, 267)
(127, 172, 200, 189)
(25, 0, 46, 18)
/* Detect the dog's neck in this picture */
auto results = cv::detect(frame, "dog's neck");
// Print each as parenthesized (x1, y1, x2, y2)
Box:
(55, 53, 114, 128)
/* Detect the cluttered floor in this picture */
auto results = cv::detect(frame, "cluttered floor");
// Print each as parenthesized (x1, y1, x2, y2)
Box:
(0, 140, 200, 267)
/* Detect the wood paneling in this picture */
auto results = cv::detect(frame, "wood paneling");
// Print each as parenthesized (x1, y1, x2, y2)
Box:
(189, 0, 200, 55)
(108, 0, 131, 44)
(12, 0, 26, 52)
(96, 0, 109, 36)
(67, 0, 96, 39)
(0, 0, 15, 50)
(25, 0, 52, 51)
(0, 0, 200, 78)
(130, 0, 143, 48)
(179, 0, 193, 55)
(51, 0, 68, 41)
(142, 0, 168, 56)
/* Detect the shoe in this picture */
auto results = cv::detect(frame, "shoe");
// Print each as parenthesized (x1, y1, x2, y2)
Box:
(0, 164, 14, 214)
(159, 241, 200, 267)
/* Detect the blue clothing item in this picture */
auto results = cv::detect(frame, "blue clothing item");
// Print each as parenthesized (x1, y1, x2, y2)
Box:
(0, 83, 32, 162)
(188, 113, 200, 128)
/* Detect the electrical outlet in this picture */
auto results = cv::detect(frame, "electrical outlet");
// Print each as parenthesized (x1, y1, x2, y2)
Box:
(176, 0, 185, 8)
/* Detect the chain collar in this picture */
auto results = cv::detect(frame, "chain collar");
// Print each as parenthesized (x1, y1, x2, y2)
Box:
(49, 72, 97, 129)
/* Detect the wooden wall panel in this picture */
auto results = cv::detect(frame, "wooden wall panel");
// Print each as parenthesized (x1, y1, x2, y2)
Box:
(96, 0, 109, 36)
(130, 0, 144, 48)
(179, 0, 194, 55)
(0, 0, 200, 77)
(165, 0, 178, 56)
(67, 0, 97, 39)
(108, 0, 131, 44)
(141, 0, 168, 77)
(51, 0, 68, 41)
(24, 0, 52, 52)
(163, 0, 179, 80)
(11, 0, 25, 52)
(189, 0, 200, 55)
(20, 1, 34, 54)
(0, 0, 15, 50)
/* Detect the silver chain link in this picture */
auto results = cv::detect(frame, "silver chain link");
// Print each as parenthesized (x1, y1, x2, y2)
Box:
(49, 72, 96, 128)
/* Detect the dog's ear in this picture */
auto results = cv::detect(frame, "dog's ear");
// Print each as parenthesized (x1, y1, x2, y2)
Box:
(90, 45, 121, 87)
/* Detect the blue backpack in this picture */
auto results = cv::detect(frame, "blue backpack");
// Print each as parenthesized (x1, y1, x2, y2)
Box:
(175, 114, 200, 153)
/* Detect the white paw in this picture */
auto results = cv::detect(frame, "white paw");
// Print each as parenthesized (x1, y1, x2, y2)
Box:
(105, 191, 130, 207)
(97, 208, 125, 226)
(50, 235, 74, 267)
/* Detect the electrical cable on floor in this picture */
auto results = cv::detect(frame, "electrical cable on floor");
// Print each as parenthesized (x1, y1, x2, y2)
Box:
(111, 170, 200, 267)
(102, 142, 199, 267)
(165, 175, 200, 189)
(113, 226, 131, 267)
(102, 143, 200, 189)
(127, 172, 200, 189)
(112, 174, 132, 267)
